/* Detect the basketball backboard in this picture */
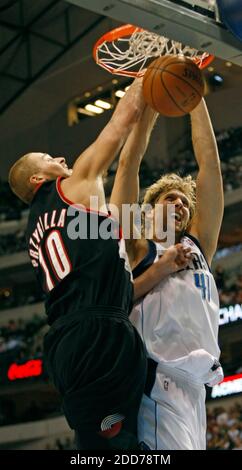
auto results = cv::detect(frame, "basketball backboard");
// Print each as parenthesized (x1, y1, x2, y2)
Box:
(179, 0, 216, 12)
(66, 0, 242, 66)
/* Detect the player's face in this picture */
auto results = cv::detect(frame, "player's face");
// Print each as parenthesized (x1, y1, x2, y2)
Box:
(154, 190, 191, 235)
(30, 152, 72, 179)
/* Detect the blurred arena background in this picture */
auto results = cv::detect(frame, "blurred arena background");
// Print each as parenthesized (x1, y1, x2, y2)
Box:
(0, 0, 242, 450)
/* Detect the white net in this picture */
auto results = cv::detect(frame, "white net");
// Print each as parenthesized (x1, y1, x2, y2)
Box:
(96, 29, 211, 76)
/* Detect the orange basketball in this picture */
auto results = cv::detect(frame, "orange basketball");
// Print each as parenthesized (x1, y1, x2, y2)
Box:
(143, 55, 205, 117)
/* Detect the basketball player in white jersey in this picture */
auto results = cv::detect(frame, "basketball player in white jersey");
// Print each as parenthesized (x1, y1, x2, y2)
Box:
(111, 98, 224, 450)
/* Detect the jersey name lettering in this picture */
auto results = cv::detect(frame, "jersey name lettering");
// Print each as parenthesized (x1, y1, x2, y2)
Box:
(28, 208, 67, 267)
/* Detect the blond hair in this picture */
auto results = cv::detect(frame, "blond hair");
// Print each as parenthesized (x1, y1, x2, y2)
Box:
(8, 153, 40, 204)
(143, 173, 196, 222)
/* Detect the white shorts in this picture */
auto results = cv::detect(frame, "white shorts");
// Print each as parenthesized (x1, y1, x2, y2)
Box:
(138, 363, 207, 450)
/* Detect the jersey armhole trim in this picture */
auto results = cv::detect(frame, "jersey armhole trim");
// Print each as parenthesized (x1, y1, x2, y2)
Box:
(132, 240, 157, 279)
(56, 177, 116, 220)
(185, 232, 211, 272)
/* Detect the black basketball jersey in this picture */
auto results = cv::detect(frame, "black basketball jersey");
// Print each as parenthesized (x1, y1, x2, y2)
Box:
(26, 177, 133, 324)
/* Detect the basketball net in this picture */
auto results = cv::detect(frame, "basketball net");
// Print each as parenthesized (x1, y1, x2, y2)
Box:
(93, 25, 214, 77)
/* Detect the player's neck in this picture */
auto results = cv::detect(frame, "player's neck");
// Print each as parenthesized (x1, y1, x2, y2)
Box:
(175, 231, 183, 244)
(152, 231, 183, 246)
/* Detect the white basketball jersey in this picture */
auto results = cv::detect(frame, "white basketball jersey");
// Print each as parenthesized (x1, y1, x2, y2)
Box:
(130, 234, 220, 378)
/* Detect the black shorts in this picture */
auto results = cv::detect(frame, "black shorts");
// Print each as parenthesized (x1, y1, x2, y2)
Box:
(44, 306, 147, 431)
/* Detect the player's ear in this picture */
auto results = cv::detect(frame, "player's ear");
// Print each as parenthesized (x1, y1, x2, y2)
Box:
(147, 207, 154, 219)
(141, 206, 154, 238)
(30, 174, 46, 184)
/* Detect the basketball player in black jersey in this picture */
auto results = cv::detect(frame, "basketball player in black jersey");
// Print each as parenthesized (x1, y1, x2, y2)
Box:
(8, 78, 154, 450)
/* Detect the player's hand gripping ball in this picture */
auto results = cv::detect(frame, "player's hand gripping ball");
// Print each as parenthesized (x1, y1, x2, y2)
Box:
(143, 55, 205, 117)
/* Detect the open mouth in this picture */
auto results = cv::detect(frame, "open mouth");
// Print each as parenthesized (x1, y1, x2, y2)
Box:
(171, 212, 182, 222)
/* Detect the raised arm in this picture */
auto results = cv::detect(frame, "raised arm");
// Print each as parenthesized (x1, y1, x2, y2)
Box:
(189, 98, 224, 265)
(110, 105, 158, 209)
(69, 78, 145, 182)
(110, 105, 158, 249)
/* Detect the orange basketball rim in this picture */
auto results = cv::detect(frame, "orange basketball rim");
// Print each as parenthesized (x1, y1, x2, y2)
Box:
(93, 24, 214, 77)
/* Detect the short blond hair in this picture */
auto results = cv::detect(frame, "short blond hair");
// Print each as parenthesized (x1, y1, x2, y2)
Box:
(8, 154, 40, 204)
(143, 173, 196, 222)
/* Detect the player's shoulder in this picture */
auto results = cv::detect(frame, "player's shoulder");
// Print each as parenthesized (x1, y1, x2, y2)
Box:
(183, 231, 212, 270)
(181, 232, 200, 250)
